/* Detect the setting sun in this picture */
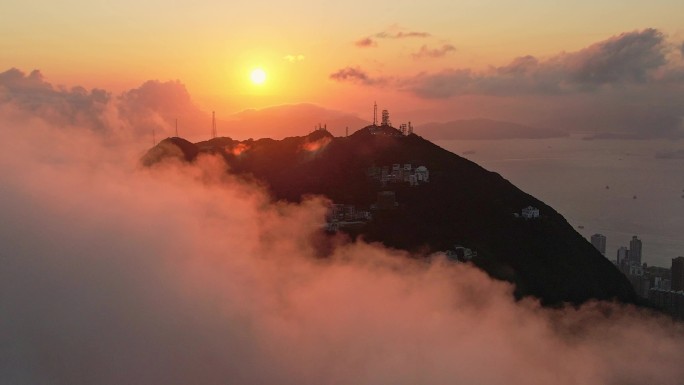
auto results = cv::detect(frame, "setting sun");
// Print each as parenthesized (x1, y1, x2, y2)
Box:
(250, 68, 267, 85)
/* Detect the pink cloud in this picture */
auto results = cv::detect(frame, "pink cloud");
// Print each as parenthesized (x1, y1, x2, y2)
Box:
(0, 109, 683, 384)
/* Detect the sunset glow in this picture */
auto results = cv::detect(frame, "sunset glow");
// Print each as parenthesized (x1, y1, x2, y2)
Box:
(3, 1, 684, 383)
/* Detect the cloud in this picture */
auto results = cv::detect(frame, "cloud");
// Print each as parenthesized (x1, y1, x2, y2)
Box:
(563, 28, 667, 85)
(336, 29, 684, 138)
(1, 109, 684, 384)
(355, 27, 431, 48)
(0, 69, 209, 140)
(329, 66, 388, 86)
(412, 44, 456, 59)
(284, 54, 305, 62)
(376, 30, 431, 39)
(405, 29, 673, 98)
(117, 79, 207, 137)
(355, 37, 377, 47)
(0, 68, 111, 131)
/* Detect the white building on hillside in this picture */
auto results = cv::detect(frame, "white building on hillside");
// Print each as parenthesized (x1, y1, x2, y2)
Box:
(521, 206, 540, 219)
(415, 166, 429, 182)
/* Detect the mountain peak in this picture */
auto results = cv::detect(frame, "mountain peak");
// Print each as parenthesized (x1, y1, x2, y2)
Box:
(142, 128, 637, 305)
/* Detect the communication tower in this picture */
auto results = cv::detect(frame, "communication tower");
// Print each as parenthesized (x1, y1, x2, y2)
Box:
(400, 123, 407, 135)
(211, 111, 217, 138)
(408, 121, 414, 135)
(373, 102, 378, 126)
(381, 109, 390, 127)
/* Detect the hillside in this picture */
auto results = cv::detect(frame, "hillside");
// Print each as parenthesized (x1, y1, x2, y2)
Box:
(143, 126, 637, 305)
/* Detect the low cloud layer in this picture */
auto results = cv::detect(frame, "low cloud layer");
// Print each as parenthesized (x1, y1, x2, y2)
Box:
(1, 106, 684, 384)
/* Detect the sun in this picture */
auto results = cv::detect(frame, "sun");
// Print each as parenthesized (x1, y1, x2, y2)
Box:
(250, 68, 267, 85)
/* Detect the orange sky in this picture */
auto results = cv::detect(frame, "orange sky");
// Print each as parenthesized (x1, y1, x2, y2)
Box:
(1, 0, 683, 140)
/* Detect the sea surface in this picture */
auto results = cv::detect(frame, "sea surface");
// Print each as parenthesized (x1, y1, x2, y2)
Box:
(435, 136, 684, 268)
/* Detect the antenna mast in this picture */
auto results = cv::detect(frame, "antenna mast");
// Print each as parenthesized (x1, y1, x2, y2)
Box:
(373, 101, 377, 126)
(211, 111, 217, 139)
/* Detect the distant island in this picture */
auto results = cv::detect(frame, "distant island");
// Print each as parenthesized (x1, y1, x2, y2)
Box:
(418, 118, 568, 140)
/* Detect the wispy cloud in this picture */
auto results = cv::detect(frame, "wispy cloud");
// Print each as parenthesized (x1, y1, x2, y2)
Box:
(354, 37, 377, 48)
(412, 44, 456, 59)
(284, 54, 305, 62)
(376, 30, 431, 39)
(355, 27, 431, 48)
(329, 66, 388, 86)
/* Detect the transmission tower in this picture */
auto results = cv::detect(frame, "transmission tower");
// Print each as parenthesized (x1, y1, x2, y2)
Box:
(211, 111, 217, 138)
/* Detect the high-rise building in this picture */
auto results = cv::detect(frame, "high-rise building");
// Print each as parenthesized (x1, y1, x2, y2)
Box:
(617, 247, 630, 266)
(590, 233, 606, 255)
(629, 235, 642, 265)
(672, 256, 684, 291)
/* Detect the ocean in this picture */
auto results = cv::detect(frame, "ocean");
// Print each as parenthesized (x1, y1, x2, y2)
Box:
(435, 136, 684, 268)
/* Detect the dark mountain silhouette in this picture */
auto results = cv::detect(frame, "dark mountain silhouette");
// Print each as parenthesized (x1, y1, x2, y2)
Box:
(143, 126, 636, 306)
(419, 118, 568, 140)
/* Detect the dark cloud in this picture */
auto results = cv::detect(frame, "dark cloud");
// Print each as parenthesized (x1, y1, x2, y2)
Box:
(329, 67, 387, 86)
(412, 44, 456, 59)
(564, 28, 667, 84)
(404, 29, 673, 98)
(355, 37, 377, 47)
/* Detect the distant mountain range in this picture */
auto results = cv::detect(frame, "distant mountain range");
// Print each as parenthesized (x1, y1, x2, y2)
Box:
(143, 126, 636, 306)
(418, 118, 568, 140)
(222, 103, 369, 139)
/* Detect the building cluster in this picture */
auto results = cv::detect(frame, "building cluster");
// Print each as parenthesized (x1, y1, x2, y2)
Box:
(592, 233, 684, 319)
(325, 203, 372, 232)
(649, 256, 684, 320)
(444, 245, 477, 263)
(513, 206, 540, 219)
(367, 164, 430, 186)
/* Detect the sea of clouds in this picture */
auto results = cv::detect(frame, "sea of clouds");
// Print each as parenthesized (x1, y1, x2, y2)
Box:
(1, 92, 683, 385)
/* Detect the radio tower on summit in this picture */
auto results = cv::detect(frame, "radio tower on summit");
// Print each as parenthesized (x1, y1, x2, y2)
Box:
(211, 111, 217, 138)
(373, 101, 378, 126)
